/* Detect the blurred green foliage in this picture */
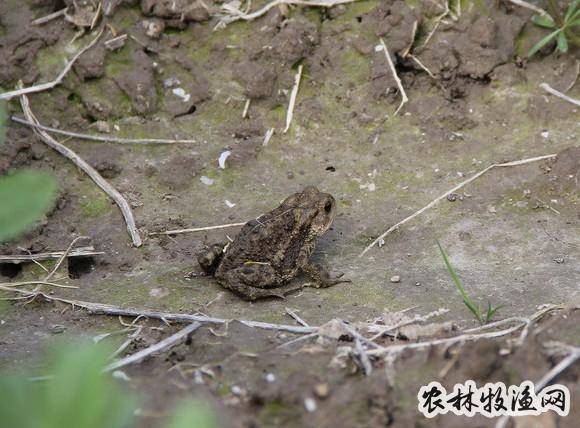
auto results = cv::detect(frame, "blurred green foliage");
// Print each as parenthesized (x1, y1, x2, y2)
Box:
(0, 102, 58, 242)
(0, 341, 218, 428)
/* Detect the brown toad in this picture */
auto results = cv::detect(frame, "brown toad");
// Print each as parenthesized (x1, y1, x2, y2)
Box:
(197, 186, 348, 300)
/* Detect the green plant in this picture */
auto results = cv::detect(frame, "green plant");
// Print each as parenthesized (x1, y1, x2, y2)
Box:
(0, 343, 135, 428)
(0, 102, 57, 242)
(436, 240, 501, 325)
(528, 0, 580, 57)
(0, 341, 219, 428)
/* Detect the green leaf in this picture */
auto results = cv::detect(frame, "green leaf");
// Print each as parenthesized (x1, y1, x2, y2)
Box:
(528, 28, 561, 57)
(568, 8, 580, 23)
(565, 0, 580, 22)
(436, 240, 483, 324)
(0, 170, 58, 242)
(166, 401, 218, 428)
(532, 14, 556, 28)
(557, 31, 569, 52)
(0, 342, 135, 428)
(485, 303, 502, 324)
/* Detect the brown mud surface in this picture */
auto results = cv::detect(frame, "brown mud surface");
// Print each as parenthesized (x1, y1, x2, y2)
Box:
(0, 0, 579, 427)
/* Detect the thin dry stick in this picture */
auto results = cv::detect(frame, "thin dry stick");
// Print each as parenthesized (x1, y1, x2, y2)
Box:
(359, 153, 557, 256)
(506, 0, 549, 16)
(262, 127, 275, 146)
(31, 7, 67, 25)
(242, 98, 251, 118)
(540, 82, 580, 107)
(104, 322, 201, 372)
(45, 237, 87, 282)
(283, 64, 303, 134)
(11, 116, 197, 144)
(217, 0, 360, 26)
(409, 55, 436, 79)
(419, 2, 449, 49)
(0, 286, 317, 334)
(367, 321, 526, 357)
(379, 38, 408, 115)
(495, 347, 580, 428)
(149, 222, 246, 236)
(0, 29, 103, 100)
(20, 94, 142, 247)
(368, 309, 450, 341)
(0, 247, 103, 263)
(0, 281, 77, 289)
(285, 307, 310, 327)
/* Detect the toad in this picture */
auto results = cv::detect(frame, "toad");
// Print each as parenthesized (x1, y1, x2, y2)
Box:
(197, 186, 348, 300)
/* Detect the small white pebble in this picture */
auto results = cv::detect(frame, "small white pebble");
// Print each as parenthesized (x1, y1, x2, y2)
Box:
(541, 131, 549, 139)
(304, 397, 317, 412)
(172, 87, 191, 103)
(231, 385, 242, 395)
(390, 275, 401, 283)
(218, 150, 231, 169)
(200, 176, 214, 185)
(225, 200, 236, 208)
(374, 44, 384, 52)
(265, 373, 276, 383)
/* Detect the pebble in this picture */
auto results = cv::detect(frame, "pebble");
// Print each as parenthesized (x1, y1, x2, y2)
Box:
(447, 193, 458, 202)
(231, 385, 242, 395)
(49, 324, 66, 334)
(553, 256, 565, 264)
(200, 176, 214, 185)
(94, 120, 111, 133)
(390, 275, 401, 283)
(218, 150, 231, 169)
(314, 383, 329, 399)
(415, 282, 421, 287)
(265, 373, 276, 383)
(304, 397, 317, 412)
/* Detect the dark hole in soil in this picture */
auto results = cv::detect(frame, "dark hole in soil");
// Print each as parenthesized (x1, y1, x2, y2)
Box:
(68, 256, 95, 279)
(0, 263, 22, 279)
(326, 166, 336, 172)
(356, 16, 363, 23)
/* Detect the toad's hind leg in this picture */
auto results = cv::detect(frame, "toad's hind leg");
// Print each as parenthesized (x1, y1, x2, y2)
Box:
(221, 264, 285, 301)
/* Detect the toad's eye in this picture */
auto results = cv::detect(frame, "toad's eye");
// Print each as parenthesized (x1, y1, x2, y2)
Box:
(324, 200, 333, 213)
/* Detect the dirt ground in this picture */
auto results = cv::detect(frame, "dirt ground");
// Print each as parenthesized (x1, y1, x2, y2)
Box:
(0, 0, 579, 427)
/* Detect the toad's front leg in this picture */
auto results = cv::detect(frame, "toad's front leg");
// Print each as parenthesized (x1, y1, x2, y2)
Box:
(301, 262, 351, 288)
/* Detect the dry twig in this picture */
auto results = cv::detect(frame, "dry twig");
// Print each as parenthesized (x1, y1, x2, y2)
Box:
(31, 7, 68, 25)
(263, 127, 275, 146)
(0, 29, 103, 100)
(20, 94, 143, 247)
(285, 307, 310, 327)
(379, 38, 408, 115)
(540, 82, 580, 107)
(0, 287, 316, 334)
(360, 153, 557, 256)
(11, 116, 197, 144)
(506, 0, 549, 16)
(216, 0, 361, 27)
(45, 237, 87, 282)
(104, 322, 201, 372)
(283, 64, 303, 134)
(149, 222, 246, 236)
(0, 247, 103, 263)
(495, 344, 580, 428)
